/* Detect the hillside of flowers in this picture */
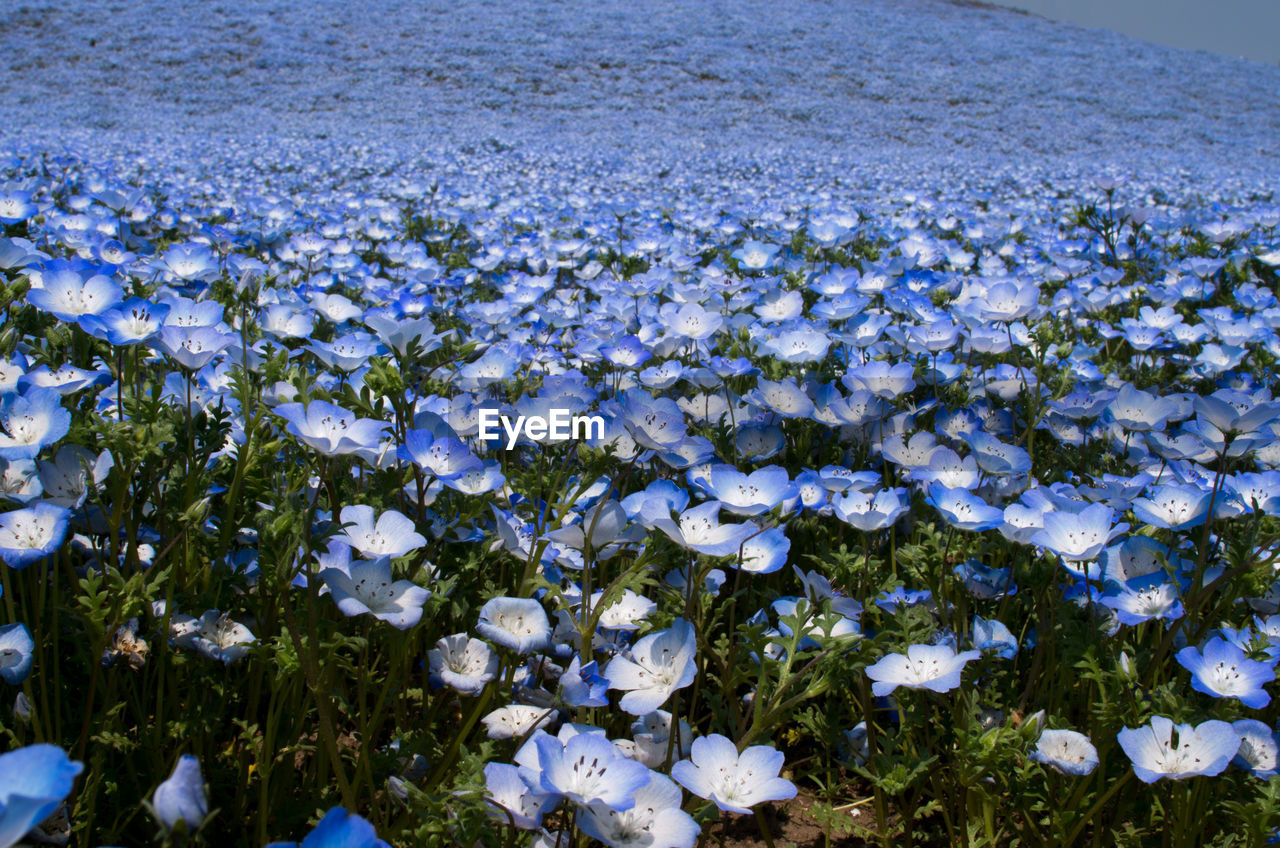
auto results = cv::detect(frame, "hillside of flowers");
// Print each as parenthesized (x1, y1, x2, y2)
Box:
(3, 0, 1280, 846)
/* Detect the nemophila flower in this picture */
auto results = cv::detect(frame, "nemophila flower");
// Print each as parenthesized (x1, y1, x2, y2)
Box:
(1101, 575, 1185, 626)
(832, 487, 909, 531)
(605, 618, 697, 715)
(530, 731, 652, 810)
(545, 500, 644, 560)
(647, 501, 759, 557)
(1117, 716, 1240, 783)
(443, 459, 506, 496)
(1030, 729, 1099, 776)
(909, 448, 980, 490)
(972, 616, 1018, 658)
(308, 334, 381, 373)
(161, 243, 216, 281)
(0, 191, 35, 224)
(737, 526, 790, 574)
(638, 359, 684, 389)
(732, 240, 780, 270)
(578, 770, 700, 848)
(153, 755, 208, 833)
(665, 302, 724, 342)
(321, 556, 430, 630)
(77, 297, 170, 346)
(28, 268, 123, 322)
(1131, 484, 1213, 531)
(1176, 637, 1275, 708)
(966, 431, 1031, 477)
(0, 387, 70, 461)
(261, 304, 315, 339)
(157, 325, 236, 371)
(161, 295, 229, 329)
(589, 589, 657, 631)
(272, 806, 386, 848)
(483, 705, 557, 739)
(1105, 384, 1182, 432)
(558, 655, 610, 708)
(0, 503, 70, 568)
(428, 634, 498, 695)
(881, 431, 939, 470)
(1226, 472, 1280, 515)
(37, 444, 111, 509)
(874, 586, 933, 613)
(1231, 719, 1279, 778)
(337, 505, 426, 559)
(18, 364, 111, 397)
(735, 421, 785, 461)
(865, 643, 981, 696)
(601, 335, 652, 369)
(170, 610, 255, 664)
(613, 389, 687, 450)
(925, 485, 1004, 532)
(477, 597, 552, 654)
(1029, 503, 1127, 562)
(671, 734, 796, 815)
(275, 400, 389, 456)
(954, 559, 1016, 600)
(743, 377, 815, 419)
(760, 325, 830, 363)
(483, 762, 555, 830)
(843, 360, 916, 400)
(0, 623, 34, 684)
(0, 744, 82, 848)
(1098, 535, 1180, 583)
(703, 465, 795, 516)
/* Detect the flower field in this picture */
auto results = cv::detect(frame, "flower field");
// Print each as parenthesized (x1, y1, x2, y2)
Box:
(3, 1, 1280, 846)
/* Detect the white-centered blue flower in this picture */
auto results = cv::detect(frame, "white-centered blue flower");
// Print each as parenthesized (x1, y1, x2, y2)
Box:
(1117, 716, 1240, 783)
(604, 618, 697, 715)
(671, 733, 797, 815)
(865, 643, 981, 697)
(321, 557, 430, 630)
(1030, 728, 1099, 776)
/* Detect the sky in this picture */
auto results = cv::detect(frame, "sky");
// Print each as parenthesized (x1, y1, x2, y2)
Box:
(991, 0, 1280, 65)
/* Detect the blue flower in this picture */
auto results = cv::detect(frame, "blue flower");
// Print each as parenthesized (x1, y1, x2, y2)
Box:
(671, 734, 796, 815)
(865, 644, 980, 697)
(28, 268, 123, 322)
(476, 597, 552, 654)
(1029, 502, 1127, 562)
(0, 623, 34, 684)
(0, 744, 82, 848)
(76, 297, 170, 346)
(269, 806, 387, 848)
(604, 618, 697, 715)
(0, 503, 71, 568)
(558, 655, 610, 708)
(1176, 637, 1275, 708)
(1030, 728, 1099, 776)
(1117, 716, 1239, 783)
(153, 755, 208, 833)
(275, 400, 389, 457)
(321, 557, 431, 630)
(0, 387, 70, 462)
(529, 731, 651, 811)
(972, 616, 1018, 659)
(578, 771, 699, 848)
(703, 464, 796, 517)
(1231, 719, 1279, 778)
(925, 484, 1004, 532)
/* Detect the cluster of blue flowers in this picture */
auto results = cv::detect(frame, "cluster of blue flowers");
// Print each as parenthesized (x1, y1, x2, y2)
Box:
(0, 141, 1278, 846)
